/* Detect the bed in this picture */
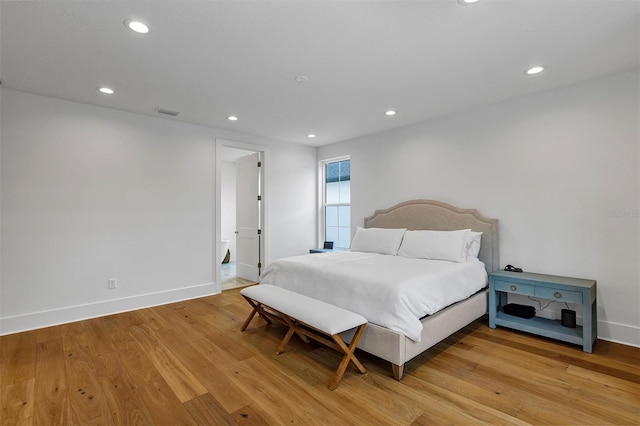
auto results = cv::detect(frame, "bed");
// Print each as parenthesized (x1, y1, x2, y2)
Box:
(260, 199, 499, 379)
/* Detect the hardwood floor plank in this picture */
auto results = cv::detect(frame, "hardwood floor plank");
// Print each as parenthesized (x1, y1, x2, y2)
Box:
(1, 346, 35, 388)
(410, 362, 523, 418)
(155, 330, 255, 414)
(0, 378, 35, 425)
(60, 321, 89, 353)
(566, 363, 639, 396)
(464, 354, 634, 424)
(81, 318, 116, 358)
(168, 297, 220, 318)
(135, 377, 198, 426)
(424, 344, 619, 425)
(33, 339, 67, 426)
(107, 311, 143, 330)
(63, 346, 111, 425)
(437, 358, 617, 425)
(447, 335, 640, 423)
(564, 365, 639, 412)
(476, 327, 640, 382)
(132, 307, 174, 331)
(387, 370, 530, 425)
(94, 313, 164, 394)
(35, 326, 62, 344)
(156, 305, 210, 344)
(593, 339, 640, 368)
(183, 393, 236, 426)
(230, 402, 279, 425)
(105, 333, 161, 390)
(188, 312, 257, 362)
(127, 324, 207, 403)
(93, 351, 156, 426)
(229, 354, 356, 424)
(0, 331, 37, 387)
(514, 397, 610, 426)
(268, 348, 407, 425)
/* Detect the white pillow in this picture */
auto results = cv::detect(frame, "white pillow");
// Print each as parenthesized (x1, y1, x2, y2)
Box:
(350, 227, 406, 255)
(397, 229, 470, 263)
(465, 231, 483, 261)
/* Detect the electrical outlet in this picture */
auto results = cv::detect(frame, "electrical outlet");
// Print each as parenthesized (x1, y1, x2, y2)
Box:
(108, 279, 117, 289)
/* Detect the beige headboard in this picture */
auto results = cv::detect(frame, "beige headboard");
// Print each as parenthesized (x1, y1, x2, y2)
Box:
(364, 199, 499, 273)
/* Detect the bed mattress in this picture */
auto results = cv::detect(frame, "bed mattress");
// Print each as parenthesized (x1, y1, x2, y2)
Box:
(259, 251, 488, 342)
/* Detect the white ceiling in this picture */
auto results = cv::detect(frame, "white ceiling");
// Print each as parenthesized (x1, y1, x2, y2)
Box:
(1, 1, 638, 147)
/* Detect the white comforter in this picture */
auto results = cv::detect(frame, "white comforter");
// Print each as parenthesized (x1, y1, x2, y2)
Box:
(259, 251, 488, 342)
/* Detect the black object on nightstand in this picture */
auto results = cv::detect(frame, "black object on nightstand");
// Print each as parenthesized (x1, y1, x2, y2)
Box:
(561, 309, 577, 328)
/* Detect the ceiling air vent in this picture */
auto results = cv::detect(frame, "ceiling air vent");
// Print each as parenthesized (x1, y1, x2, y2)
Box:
(155, 107, 180, 117)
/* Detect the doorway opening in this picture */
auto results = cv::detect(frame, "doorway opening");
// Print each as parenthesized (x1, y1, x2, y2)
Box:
(216, 140, 267, 292)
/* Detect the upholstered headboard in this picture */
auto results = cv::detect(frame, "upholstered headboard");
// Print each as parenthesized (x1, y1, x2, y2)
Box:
(364, 199, 499, 273)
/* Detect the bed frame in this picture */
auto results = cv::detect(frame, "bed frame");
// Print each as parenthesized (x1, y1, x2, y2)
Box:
(341, 199, 499, 380)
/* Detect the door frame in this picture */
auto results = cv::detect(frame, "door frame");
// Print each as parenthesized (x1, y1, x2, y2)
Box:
(215, 138, 269, 293)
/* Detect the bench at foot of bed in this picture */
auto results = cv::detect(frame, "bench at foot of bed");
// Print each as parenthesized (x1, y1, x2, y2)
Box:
(240, 284, 368, 390)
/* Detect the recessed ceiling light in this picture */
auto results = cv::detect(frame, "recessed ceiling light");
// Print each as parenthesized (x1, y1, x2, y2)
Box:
(124, 19, 151, 34)
(227, 116, 238, 121)
(307, 134, 316, 138)
(385, 110, 397, 116)
(525, 65, 546, 75)
(98, 87, 114, 95)
(457, 0, 482, 5)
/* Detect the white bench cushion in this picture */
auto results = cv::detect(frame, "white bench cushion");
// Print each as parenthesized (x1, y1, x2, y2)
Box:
(240, 284, 367, 335)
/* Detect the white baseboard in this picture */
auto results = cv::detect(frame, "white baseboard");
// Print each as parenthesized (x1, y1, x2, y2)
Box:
(596, 320, 640, 348)
(0, 282, 218, 336)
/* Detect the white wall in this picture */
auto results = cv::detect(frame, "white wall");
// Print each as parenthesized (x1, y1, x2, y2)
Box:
(0, 89, 317, 334)
(318, 70, 640, 346)
(0, 87, 3, 327)
(266, 143, 319, 261)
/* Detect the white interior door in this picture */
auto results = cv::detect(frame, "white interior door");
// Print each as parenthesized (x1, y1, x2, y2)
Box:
(235, 152, 261, 282)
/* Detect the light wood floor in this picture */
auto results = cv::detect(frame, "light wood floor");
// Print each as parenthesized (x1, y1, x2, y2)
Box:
(1, 283, 638, 425)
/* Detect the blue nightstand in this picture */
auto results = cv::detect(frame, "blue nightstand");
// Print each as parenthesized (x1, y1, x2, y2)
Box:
(489, 270, 597, 352)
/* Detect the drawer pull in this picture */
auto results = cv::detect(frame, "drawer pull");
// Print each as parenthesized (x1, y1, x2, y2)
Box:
(554, 291, 562, 298)
(510, 285, 517, 291)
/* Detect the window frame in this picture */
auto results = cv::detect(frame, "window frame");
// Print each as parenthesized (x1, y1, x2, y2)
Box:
(319, 156, 351, 249)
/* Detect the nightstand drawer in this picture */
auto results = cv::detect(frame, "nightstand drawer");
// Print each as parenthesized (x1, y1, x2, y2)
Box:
(493, 280, 535, 296)
(535, 287, 582, 303)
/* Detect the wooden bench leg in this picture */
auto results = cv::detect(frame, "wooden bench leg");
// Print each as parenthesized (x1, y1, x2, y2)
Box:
(241, 296, 311, 347)
(276, 314, 309, 353)
(240, 296, 272, 331)
(276, 327, 296, 354)
(240, 306, 257, 331)
(328, 323, 367, 390)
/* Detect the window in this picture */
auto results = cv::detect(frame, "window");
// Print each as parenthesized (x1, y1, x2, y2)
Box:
(322, 158, 350, 249)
